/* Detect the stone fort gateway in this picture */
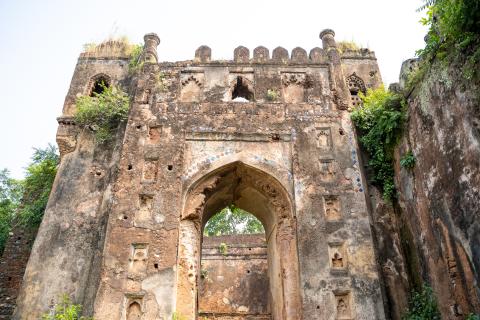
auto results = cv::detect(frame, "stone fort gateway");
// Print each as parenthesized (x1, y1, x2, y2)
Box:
(13, 30, 388, 319)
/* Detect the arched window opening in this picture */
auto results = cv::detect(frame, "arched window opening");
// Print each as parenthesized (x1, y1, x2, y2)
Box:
(346, 72, 366, 107)
(231, 76, 254, 102)
(199, 204, 269, 318)
(90, 76, 110, 97)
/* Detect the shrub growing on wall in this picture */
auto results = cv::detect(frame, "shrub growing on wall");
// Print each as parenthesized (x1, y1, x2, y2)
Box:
(416, 0, 480, 81)
(402, 285, 441, 320)
(351, 86, 406, 201)
(75, 84, 130, 143)
(42, 294, 93, 320)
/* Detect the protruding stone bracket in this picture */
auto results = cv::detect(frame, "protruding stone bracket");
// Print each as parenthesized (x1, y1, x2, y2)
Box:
(143, 33, 160, 64)
(56, 116, 79, 159)
(195, 45, 211, 63)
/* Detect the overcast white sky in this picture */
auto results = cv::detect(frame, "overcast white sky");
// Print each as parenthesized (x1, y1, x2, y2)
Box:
(0, 0, 427, 179)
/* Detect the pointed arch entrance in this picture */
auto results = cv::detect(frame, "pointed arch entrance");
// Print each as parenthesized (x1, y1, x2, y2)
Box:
(176, 162, 302, 319)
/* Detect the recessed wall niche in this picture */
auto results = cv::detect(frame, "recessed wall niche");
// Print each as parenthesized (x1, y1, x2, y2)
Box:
(323, 195, 342, 221)
(148, 125, 161, 144)
(319, 160, 338, 183)
(315, 127, 332, 150)
(142, 160, 158, 182)
(180, 73, 203, 102)
(136, 194, 153, 223)
(282, 72, 306, 103)
(128, 244, 148, 275)
(328, 242, 348, 271)
(334, 291, 353, 320)
(124, 293, 144, 320)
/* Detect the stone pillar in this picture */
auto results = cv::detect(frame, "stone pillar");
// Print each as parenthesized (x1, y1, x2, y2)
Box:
(143, 33, 160, 63)
(278, 218, 303, 320)
(320, 29, 349, 110)
(320, 29, 337, 49)
(175, 220, 199, 320)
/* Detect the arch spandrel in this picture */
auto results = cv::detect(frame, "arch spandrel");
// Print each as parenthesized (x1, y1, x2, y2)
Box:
(181, 161, 294, 229)
(182, 150, 293, 200)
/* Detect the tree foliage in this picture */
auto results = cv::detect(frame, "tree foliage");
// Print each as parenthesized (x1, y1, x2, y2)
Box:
(19, 144, 59, 227)
(351, 86, 406, 201)
(75, 84, 130, 143)
(0, 145, 59, 254)
(0, 169, 22, 253)
(417, 0, 480, 80)
(204, 205, 264, 236)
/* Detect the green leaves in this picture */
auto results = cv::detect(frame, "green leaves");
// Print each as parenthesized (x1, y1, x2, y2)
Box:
(0, 169, 22, 253)
(19, 145, 59, 227)
(0, 145, 59, 254)
(403, 286, 441, 320)
(204, 205, 264, 236)
(42, 294, 93, 320)
(75, 85, 130, 143)
(418, 0, 480, 80)
(128, 44, 144, 74)
(351, 86, 406, 201)
(400, 151, 416, 169)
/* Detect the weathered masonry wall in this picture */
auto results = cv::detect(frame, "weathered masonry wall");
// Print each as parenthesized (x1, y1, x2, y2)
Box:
(14, 31, 387, 320)
(0, 226, 38, 319)
(363, 59, 480, 320)
(199, 234, 269, 319)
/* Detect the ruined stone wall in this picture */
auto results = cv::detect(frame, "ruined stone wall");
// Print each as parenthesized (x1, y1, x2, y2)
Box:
(0, 226, 37, 319)
(199, 234, 269, 319)
(364, 59, 480, 320)
(395, 60, 480, 318)
(13, 45, 131, 319)
(13, 31, 387, 320)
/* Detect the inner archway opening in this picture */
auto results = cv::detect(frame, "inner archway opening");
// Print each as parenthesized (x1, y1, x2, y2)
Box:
(199, 205, 269, 318)
(176, 162, 301, 319)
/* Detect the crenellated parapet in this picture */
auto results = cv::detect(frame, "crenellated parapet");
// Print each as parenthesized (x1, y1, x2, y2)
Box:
(192, 44, 329, 65)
